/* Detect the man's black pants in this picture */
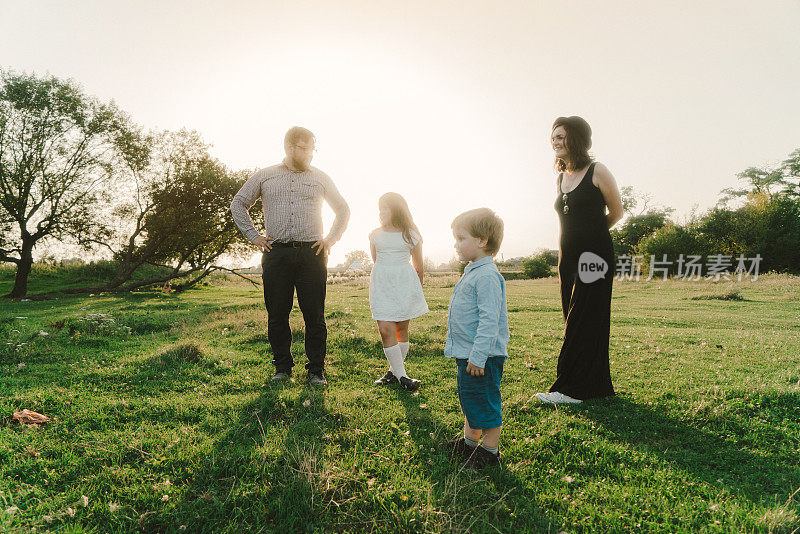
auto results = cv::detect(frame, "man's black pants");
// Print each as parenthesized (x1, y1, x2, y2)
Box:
(261, 243, 327, 375)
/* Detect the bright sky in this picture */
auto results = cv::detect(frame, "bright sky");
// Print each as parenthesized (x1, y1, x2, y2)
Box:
(2, 0, 799, 266)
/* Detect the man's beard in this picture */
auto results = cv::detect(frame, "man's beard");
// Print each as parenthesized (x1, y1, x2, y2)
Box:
(289, 155, 311, 172)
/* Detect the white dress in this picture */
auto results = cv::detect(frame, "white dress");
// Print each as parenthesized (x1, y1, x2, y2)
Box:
(369, 228, 429, 321)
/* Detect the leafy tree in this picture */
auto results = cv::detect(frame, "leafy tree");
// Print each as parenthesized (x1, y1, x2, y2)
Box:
(638, 195, 800, 275)
(611, 186, 675, 256)
(74, 130, 250, 292)
(719, 166, 788, 203)
(699, 194, 800, 273)
(720, 148, 800, 204)
(636, 224, 707, 276)
(780, 148, 800, 196)
(754, 196, 800, 271)
(530, 248, 558, 267)
(611, 211, 673, 257)
(522, 256, 553, 279)
(0, 70, 144, 297)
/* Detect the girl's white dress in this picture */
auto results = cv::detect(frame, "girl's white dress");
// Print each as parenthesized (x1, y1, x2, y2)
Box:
(369, 228, 429, 321)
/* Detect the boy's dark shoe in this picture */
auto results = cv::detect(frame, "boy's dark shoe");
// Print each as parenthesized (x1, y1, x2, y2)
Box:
(439, 437, 477, 458)
(399, 376, 421, 392)
(374, 370, 398, 386)
(462, 446, 501, 469)
(307, 373, 327, 386)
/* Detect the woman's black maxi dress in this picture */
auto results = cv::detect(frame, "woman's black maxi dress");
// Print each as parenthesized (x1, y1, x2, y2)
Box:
(551, 162, 615, 399)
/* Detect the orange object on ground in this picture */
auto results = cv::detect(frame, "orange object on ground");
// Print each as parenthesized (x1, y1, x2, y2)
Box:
(12, 409, 51, 425)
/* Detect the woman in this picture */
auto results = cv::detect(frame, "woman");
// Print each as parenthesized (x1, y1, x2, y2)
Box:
(536, 116, 624, 404)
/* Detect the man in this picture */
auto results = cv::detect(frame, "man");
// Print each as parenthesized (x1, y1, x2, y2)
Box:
(230, 127, 350, 385)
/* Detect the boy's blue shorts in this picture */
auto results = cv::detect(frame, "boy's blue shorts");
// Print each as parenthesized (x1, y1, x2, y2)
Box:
(456, 356, 505, 430)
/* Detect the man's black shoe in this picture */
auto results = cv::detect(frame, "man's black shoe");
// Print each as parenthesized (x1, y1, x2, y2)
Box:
(269, 371, 291, 383)
(308, 373, 327, 386)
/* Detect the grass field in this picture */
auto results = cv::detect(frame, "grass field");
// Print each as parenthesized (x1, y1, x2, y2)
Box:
(1, 271, 799, 533)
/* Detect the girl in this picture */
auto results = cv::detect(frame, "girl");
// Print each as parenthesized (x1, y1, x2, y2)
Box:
(369, 192, 429, 391)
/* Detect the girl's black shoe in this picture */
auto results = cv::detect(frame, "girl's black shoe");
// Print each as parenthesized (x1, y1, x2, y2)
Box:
(374, 370, 398, 385)
(399, 376, 421, 392)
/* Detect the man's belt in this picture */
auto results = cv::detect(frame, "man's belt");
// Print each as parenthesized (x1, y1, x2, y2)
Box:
(270, 240, 316, 248)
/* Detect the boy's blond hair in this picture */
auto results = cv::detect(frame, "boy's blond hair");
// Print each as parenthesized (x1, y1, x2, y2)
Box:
(451, 208, 504, 256)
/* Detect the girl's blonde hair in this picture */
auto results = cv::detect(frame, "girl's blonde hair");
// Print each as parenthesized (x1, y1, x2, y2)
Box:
(379, 192, 421, 246)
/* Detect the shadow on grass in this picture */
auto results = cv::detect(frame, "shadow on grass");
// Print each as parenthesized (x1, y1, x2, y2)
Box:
(392, 367, 554, 532)
(115, 342, 221, 397)
(579, 393, 800, 506)
(138, 381, 341, 532)
(240, 328, 306, 347)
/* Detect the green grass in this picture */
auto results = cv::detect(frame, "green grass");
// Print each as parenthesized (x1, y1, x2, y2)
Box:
(1, 273, 799, 532)
(0, 262, 178, 296)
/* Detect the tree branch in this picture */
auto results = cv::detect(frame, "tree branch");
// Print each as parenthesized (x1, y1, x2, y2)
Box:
(115, 265, 205, 292)
(209, 265, 261, 287)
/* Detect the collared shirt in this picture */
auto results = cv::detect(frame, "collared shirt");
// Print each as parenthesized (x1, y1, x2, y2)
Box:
(230, 164, 350, 243)
(444, 256, 509, 368)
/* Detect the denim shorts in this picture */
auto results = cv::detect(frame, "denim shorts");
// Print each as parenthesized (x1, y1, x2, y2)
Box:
(456, 357, 505, 430)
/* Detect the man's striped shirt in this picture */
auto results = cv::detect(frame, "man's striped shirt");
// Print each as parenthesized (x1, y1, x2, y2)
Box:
(230, 164, 350, 243)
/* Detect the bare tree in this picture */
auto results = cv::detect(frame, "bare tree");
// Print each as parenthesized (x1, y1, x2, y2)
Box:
(343, 249, 372, 270)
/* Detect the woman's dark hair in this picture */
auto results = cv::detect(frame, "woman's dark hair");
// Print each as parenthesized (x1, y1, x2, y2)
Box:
(552, 116, 593, 172)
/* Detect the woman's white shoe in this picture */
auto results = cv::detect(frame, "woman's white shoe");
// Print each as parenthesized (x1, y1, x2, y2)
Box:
(535, 392, 582, 404)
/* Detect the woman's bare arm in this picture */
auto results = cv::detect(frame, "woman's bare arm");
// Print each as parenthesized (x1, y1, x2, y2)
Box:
(594, 163, 625, 229)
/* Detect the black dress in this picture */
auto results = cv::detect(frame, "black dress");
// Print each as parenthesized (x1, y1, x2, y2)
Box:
(551, 162, 615, 399)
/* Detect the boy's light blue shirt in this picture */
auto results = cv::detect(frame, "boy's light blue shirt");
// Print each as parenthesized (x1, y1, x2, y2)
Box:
(444, 256, 509, 368)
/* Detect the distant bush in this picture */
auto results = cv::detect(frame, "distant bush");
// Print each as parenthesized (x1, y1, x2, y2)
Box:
(637, 196, 800, 275)
(636, 224, 707, 275)
(611, 212, 672, 257)
(500, 271, 527, 281)
(522, 256, 553, 279)
(530, 248, 558, 267)
(698, 196, 800, 273)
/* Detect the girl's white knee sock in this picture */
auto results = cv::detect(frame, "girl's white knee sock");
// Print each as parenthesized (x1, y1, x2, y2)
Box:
(398, 341, 409, 360)
(384, 344, 407, 379)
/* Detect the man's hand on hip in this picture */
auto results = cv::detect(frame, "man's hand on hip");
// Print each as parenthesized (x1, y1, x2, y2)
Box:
(312, 238, 332, 256)
(253, 236, 273, 252)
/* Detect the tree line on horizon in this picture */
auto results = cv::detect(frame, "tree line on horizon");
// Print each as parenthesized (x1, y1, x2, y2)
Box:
(2, 70, 799, 297)
(520, 166, 800, 280)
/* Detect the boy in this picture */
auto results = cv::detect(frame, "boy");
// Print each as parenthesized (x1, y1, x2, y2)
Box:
(441, 208, 509, 468)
